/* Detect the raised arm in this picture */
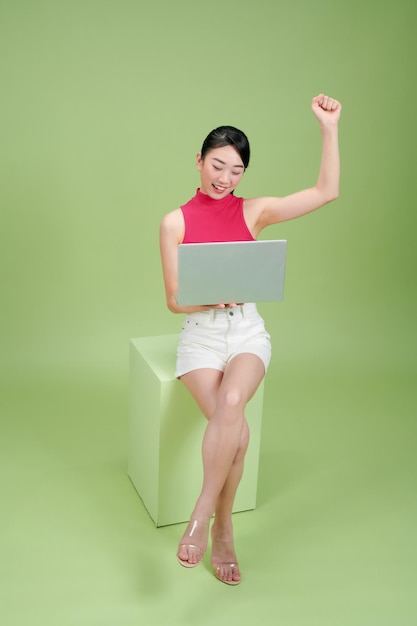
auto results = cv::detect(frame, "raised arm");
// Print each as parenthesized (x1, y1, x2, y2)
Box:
(246, 94, 341, 235)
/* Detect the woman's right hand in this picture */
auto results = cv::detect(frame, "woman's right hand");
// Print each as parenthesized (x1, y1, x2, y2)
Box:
(204, 302, 241, 309)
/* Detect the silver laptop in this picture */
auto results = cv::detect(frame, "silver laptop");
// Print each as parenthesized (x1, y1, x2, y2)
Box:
(175, 240, 287, 306)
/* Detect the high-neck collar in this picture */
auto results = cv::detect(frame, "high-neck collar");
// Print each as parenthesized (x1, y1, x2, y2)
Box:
(193, 188, 235, 208)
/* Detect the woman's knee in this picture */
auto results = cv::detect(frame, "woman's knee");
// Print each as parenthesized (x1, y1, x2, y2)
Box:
(219, 387, 245, 415)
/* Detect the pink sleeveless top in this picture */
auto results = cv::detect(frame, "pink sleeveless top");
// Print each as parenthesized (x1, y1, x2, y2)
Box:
(181, 189, 255, 243)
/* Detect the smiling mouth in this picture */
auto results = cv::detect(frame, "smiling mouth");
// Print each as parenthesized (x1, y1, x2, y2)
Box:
(212, 184, 227, 192)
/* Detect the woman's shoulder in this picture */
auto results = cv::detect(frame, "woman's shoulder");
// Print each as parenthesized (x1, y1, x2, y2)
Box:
(242, 196, 275, 238)
(242, 196, 270, 221)
(243, 196, 269, 210)
(161, 207, 182, 224)
(160, 208, 185, 239)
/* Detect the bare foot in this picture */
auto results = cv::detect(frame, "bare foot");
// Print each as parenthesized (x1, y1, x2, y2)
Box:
(211, 521, 241, 585)
(177, 519, 209, 568)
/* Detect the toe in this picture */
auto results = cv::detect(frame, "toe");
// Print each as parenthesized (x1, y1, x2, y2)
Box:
(214, 563, 241, 585)
(177, 544, 203, 567)
(188, 546, 201, 564)
(177, 545, 189, 562)
(232, 565, 241, 583)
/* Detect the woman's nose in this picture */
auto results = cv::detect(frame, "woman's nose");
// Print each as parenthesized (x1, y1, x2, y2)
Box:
(218, 170, 230, 184)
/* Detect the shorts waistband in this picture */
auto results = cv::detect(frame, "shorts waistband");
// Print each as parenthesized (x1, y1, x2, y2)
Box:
(210, 305, 245, 322)
(186, 303, 258, 324)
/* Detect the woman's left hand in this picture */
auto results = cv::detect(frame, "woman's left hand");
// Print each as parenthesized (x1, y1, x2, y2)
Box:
(312, 94, 342, 125)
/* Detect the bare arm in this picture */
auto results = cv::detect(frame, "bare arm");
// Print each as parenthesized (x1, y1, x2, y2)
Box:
(159, 210, 231, 314)
(247, 94, 341, 236)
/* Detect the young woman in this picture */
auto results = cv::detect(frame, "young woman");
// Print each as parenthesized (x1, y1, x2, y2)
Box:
(159, 94, 342, 585)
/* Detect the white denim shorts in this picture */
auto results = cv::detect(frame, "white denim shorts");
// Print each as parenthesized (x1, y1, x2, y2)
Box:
(175, 303, 271, 378)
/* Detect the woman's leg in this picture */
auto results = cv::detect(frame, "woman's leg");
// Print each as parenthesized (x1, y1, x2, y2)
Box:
(206, 354, 263, 583)
(210, 416, 250, 584)
(196, 353, 265, 517)
(177, 368, 223, 566)
(177, 354, 265, 575)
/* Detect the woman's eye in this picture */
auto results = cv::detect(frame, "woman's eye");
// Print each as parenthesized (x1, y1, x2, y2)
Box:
(213, 165, 221, 171)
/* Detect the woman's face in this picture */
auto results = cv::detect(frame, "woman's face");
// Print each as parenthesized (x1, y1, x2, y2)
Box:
(197, 145, 245, 199)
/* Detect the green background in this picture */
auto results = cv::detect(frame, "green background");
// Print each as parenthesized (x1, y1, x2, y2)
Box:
(1, 1, 416, 625)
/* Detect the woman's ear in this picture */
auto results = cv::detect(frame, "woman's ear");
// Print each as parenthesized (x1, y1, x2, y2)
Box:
(196, 152, 203, 171)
